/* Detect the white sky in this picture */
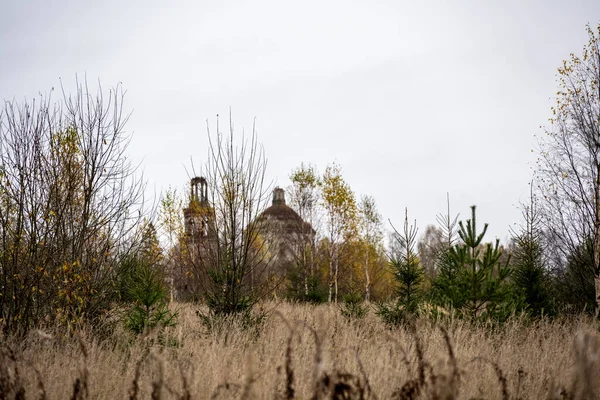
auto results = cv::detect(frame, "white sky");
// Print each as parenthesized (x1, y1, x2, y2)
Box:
(1, 0, 599, 243)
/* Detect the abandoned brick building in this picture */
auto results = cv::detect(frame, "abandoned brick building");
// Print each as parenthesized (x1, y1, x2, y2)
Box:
(171, 178, 314, 301)
(253, 187, 315, 273)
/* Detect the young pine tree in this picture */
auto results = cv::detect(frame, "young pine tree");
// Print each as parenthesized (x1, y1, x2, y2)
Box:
(434, 206, 515, 321)
(123, 257, 177, 334)
(510, 191, 553, 317)
(121, 222, 177, 334)
(377, 209, 423, 326)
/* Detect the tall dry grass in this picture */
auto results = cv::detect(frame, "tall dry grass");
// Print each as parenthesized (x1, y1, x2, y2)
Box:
(1, 302, 599, 399)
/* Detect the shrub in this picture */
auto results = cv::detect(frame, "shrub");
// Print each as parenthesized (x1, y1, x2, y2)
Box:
(340, 293, 368, 320)
(120, 256, 177, 335)
(375, 300, 412, 328)
(286, 269, 329, 304)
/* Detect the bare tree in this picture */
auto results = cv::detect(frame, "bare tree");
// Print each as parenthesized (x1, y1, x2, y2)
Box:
(189, 114, 275, 314)
(535, 24, 600, 314)
(0, 79, 146, 333)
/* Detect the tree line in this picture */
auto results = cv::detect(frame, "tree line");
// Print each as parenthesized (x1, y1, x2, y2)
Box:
(1, 23, 600, 335)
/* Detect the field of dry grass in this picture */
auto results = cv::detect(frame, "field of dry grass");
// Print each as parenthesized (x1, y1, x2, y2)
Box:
(1, 302, 599, 399)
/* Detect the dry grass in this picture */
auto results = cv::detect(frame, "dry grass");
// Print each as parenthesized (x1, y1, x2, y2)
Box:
(1, 302, 599, 399)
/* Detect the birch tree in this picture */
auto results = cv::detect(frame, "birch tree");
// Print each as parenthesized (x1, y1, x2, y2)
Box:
(321, 163, 356, 303)
(536, 23, 600, 315)
(358, 195, 382, 301)
(288, 163, 320, 296)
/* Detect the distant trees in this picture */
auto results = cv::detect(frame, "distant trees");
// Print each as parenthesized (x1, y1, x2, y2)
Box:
(535, 23, 600, 315)
(417, 225, 443, 283)
(158, 187, 185, 301)
(283, 163, 391, 303)
(358, 195, 383, 301)
(288, 164, 321, 228)
(321, 163, 358, 303)
(0, 81, 146, 334)
(158, 157, 392, 308)
(287, 163, 321, 301)
(9, 23, 600, 333)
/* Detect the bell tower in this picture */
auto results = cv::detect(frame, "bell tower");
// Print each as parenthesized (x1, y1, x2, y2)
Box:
(184, 176, 214, 240)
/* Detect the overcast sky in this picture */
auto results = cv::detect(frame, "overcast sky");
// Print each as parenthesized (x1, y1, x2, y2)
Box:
(1, 0, 599, 242)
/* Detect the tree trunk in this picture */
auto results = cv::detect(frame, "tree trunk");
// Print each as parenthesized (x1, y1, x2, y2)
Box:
(328, 255, 334, 303)
(334, 245, 339, 303)
(595, 163, 600, 317)
(303, 243, 309, 296)
(595, 50, 600, 318)
(364, 251, 371, 302)
(595, 223, 600, 317)
(594, 274, 600, 318)
(310, 240, 315, 279)
(304, 276, 309, 297)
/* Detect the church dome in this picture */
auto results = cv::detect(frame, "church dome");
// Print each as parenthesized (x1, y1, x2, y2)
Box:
(256, 188, 314, 235)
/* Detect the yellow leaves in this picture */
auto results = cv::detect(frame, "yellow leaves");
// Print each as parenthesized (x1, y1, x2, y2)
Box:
(558, 60, 574, 75)
(290, 163, 320, 190)
(322, 163, 358, 233)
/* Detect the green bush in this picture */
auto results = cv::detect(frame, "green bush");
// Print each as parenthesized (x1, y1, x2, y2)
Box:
(375, 300, 412, 328)
(340, 293, 368, 320)
(285, 268, 328, 304)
